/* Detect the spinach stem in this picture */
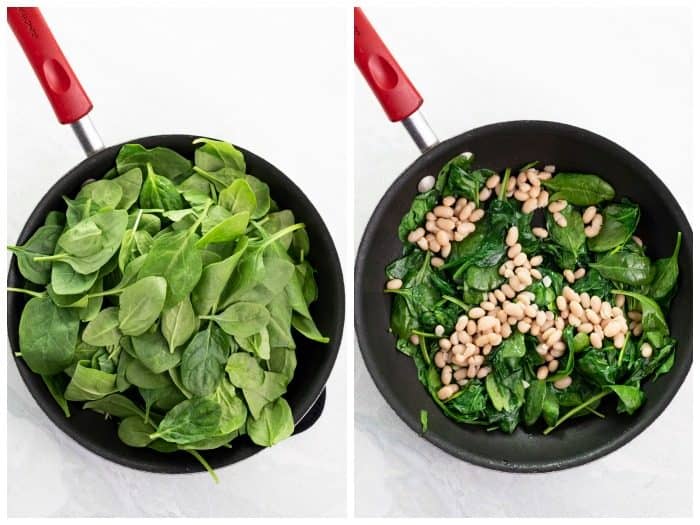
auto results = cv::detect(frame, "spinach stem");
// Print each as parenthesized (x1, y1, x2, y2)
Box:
(258, 223, 305, 249)
(418, 336, 430, 366)
(617, 332, 631, 367)
(186, 450, 219, 484)
(131, 209, 143, 233)
(585, 406, 606, 419)
(498, 167, 512, 201)
(411, 330, 439, 339)
(442, 295, 471, 313)
(672, 231, 682, 258)
(249, 222, 266, 237)
(7, 287, 47, 298)
(186, 201, 212, 236)
(85, 286, 125, 299)
(32, 253, 65, 263)
(543, 390, 609, 435)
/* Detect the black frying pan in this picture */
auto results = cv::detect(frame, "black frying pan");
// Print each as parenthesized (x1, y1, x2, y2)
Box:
(7, 8, 344, 474)
(354, 7, 692, 472)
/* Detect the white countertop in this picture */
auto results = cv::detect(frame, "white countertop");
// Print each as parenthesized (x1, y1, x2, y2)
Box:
(354, 5, 692, 518)
(7, 6, 348, 517)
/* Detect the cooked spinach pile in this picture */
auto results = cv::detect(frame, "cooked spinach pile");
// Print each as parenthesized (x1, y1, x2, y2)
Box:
(9, 138, 328, 480)
(385, 154, 680, 434)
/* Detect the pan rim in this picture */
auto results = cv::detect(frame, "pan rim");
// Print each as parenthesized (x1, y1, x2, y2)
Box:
(354, 119, 692, 472)
(8, 133, 345, 474)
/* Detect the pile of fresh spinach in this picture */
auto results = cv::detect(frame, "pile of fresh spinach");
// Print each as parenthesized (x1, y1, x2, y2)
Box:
(9, 138, 328, 481)
(387, 154, 681, 434)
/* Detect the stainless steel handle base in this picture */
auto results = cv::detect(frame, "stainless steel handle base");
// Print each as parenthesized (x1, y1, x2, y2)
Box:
(70, 115, 104, 156)
(401, 111, 439, 153)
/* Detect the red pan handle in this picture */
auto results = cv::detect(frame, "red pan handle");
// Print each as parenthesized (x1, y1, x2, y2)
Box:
(354, 7, 423, 122)
(7, 7, 92, 124)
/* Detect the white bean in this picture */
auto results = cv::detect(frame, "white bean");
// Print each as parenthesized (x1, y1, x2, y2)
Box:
(440, 243, 451, 258)
(532, 227, 548, 239)
(455, 315, 469, 332)
(548, 200, 568, 213)
(501, 284, 516, 299)
(476, 366, 491, 379)
(443, 196, 457, 207)
(469, 209, 485, 222)
(507, 243, 522, 259)
(522, 198, 538, 213)
(554, 212, 568, 228)
(582, 206, 597, 224)
(386, 279, 402, 290)
(434, 205, 454, 218)
(437, 384, 459, 400)
(441, 366, 453, 385)
(469, 307, 486, 319)
(506, 226, 519, 247)
(435, 351, 447, 368)
(418, 175, 436, 193)
(553, 376, 572, 390)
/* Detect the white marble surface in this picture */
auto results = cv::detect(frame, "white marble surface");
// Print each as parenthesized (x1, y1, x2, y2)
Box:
(354, 5, 692, 518)
(6, 6, 348, 517)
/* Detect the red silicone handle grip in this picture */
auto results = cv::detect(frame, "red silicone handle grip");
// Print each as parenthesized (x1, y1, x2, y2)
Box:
(354, 7, 423, 122)
(7, 7, 92, 124)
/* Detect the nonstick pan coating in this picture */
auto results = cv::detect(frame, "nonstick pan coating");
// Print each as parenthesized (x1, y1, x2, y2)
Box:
(8, 134, 345, 473)
(355, 120, 692, 472)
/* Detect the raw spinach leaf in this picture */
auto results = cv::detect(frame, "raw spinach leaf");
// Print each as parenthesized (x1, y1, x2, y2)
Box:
(82, 307, 121, 347)
(118, 416, 155, 447)
(116, 143, 192, 180)
(180, 324, 229, 397)
(150, 398, 222, 445)
(8, 224, 63, 285)
(131, 331, 181, 374)
(139, 163, 184, 211)
(118, 276, 167, 336)
(160, 297, 197, 352)
(193, 138, 246, 173)
(246, 397, 294, 446)
(201, 302, 270, 339)
(64, 361, 118, 401)
(138, 228, 203, 307)
(19, 297, 79, 375)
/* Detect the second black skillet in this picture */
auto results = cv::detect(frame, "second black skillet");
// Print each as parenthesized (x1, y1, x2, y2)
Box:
(354, 7, 692, 472)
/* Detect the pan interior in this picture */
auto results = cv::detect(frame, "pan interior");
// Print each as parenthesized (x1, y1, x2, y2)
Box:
(355, 121, 692, 472)
(7, 134, 345, 473)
